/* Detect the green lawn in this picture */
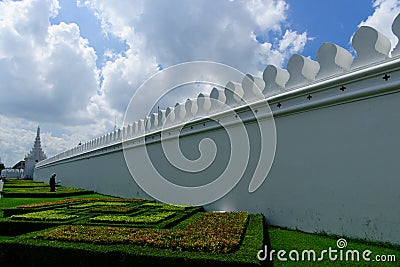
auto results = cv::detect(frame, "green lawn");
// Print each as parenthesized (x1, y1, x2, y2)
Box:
(1, 180, 399, 266)
(268, 227, 399, 266)
(0, 194, 112, 217)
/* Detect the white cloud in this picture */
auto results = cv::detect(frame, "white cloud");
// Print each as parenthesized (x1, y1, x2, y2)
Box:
(279, 30, 308, 54)
(100, 48, 158, 113)
(0, 0, 118, 165)
(81, 0, 309, 113)
(246, 0, 288, 31)
(0, 0, 108, 125)
(256, 41, 285, 69)
(359, 0, 400, 50)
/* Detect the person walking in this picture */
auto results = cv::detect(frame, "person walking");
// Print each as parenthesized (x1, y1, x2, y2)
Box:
(49, 173, 56, 192)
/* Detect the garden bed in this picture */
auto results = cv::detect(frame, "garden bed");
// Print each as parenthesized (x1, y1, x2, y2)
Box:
(36, 211, 247, 253)
(10, 210, 79, 222)
(0, 195, 266, 266)
(0, 214, 265, 267)
(1, 198, 203, 233)
(90, 211, 176, 224)
(2, 198, 145, 217)
(0, 190, 95, 198)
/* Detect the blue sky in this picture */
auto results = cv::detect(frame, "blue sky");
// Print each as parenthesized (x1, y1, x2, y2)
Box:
(287, 1, 375, 57)
(0, 0, 399, 166)
(49, 0, 128, 68)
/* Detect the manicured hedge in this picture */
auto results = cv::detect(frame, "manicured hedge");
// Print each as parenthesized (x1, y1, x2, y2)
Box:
(90, 211, 176, 224)
(0, 214, 265, 267)
(141, 202, 190, 211)
(10, 210, 78, 222)
(76, 207, 201, 229)
(3, 184, 51, 188)
(2, 198, 126, 217)
(0, 221, 57, 236)
(0, 190, 95, 198)
(16, 198, 144, 209)
(69, 201, 130, 209)
(36, 212, 247, 253)
(87, 206, 134, 214)
(2, 198, 200, 230)
(0, 195, 266, 266)
(160, 207, 203, 229)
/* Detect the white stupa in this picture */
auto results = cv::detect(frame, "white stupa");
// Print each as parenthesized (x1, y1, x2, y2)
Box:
(23, 126, 47, 179)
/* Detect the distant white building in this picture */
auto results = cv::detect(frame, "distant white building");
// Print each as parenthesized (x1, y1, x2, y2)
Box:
(23, 126, 47, 179)
(0, 157, 4, 173)
(1, 168, 23, 179)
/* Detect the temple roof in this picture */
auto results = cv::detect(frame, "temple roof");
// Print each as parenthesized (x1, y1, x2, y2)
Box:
(25, 126, 47, 161)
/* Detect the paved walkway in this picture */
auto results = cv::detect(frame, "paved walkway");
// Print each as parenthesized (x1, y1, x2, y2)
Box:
(0, 179, 3, 192)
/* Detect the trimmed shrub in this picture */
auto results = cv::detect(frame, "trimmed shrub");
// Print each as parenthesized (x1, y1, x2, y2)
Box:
(88, 206, 134, 214)
(69, 202, 130, 209)
(35, 212, 248, 254)
(90, 211, 176, 224)
(16, 198, 143, 209)
(11, 210, 78, 222)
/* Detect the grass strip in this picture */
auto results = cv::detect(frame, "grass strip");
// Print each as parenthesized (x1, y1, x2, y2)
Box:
(268, 226, 400, 267)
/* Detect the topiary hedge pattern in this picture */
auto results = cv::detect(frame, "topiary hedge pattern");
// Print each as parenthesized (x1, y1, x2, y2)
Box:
(10, 210, 78, 222)
(35, 212, 248, 253)
(0, 196, 265, 266)
(90, 211, 176, 224)
(1, 198, 201, 230)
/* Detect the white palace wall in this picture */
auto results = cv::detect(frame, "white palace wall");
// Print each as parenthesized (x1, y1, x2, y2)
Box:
(34, 16, 400, 244)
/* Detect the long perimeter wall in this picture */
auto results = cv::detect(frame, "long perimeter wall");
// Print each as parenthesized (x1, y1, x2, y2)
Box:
(35, 16, 400, 244)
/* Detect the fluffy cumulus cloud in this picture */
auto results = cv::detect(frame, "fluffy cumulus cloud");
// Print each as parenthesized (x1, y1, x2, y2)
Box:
(257, 29, 310, 68)
(0, 0, 117, 165)
(359, 0, 400, 50)
(0, 0, 104, 124)
(246, 0, 288, 31)
(99, 48, 158, 114)
(80, 0, 309, 113)
(279, 30, 309, 55)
